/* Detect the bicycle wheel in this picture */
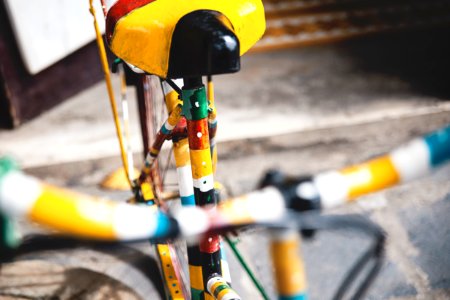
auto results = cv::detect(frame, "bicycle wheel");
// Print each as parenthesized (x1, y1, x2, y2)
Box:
(132, 71, 189, 300)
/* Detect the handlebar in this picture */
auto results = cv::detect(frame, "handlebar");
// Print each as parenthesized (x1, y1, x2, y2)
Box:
(0, 124, 448, 242)
(0, 157, 285, 242)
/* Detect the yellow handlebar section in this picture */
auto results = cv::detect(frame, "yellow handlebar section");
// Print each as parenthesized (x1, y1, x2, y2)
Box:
(0, 157, 286, 242)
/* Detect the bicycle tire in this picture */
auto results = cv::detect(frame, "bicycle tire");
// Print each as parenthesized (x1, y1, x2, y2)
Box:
(133, 73, 189, 300)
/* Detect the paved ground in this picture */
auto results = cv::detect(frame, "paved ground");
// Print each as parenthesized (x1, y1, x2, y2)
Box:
(1, 28, 450, 299)
(2, 28, 450, 168)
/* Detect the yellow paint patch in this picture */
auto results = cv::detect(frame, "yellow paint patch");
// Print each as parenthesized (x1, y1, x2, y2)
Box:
(30, 185, 116, 240)
(210, 280, 233, 299)
(210, 280, 221, 292)
(212, 146, 218, 174)
(141, 182, 155, 201)
(110, 0, 265, 77)
(207, 80, 215, 107)
(190, 149, 213, 179)
(341, 156, 400, 199)
(157, 244, 185, 299)
(271, 237, 307, 296)
(173, 138, 191, 168)
(100, 167, 139, 191)
(218, 196, 253, 224)
(217, 288, 232, 300)
(189, 264, 204, 291)
(214, 181, 224, 191)
(165, 90, 182, 113)
(204, 293, 215, 300)
(167, 105, 183, 127)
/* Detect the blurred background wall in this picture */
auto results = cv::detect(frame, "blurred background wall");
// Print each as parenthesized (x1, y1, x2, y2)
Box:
(1, 0, 450, 128)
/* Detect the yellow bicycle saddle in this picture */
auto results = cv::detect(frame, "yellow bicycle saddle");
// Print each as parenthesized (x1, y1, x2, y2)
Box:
(106, 0, 265, 78)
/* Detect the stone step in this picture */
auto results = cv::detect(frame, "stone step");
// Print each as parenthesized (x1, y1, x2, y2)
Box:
(254, 0, 450, 51)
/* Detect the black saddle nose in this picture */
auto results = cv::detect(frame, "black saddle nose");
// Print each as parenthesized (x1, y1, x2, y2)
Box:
(167, 10, 240, 79)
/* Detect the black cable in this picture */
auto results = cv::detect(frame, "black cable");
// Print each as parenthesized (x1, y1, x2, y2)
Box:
(7, 235, 122, 258)
(165, 79, 182, 95)
(351, 255, 383, 300)
(332, 238, 384, 300)
(285, 212, 385, 300)
(250, 211, 385, 300)
(333, 245, 375, 300)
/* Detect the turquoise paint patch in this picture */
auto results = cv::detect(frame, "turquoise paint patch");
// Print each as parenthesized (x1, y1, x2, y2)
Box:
(181, 195, 196, 206)
(154, 212, 171, 237)
(220, 243, 227, 260)
(208, 120, 218, 127)
(424, 125, 450, 167)
(0, 212, 19, 249)
(279, 293, 308, 300)
(0, 157, 18, 182)
(161, 124, 171, 135)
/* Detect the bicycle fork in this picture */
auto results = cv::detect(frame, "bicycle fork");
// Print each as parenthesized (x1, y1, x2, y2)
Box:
(271, 229, 308, 300)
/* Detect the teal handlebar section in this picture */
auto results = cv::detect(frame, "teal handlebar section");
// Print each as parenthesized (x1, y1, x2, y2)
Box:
(0, 157, 18, 181)
(424, 124, 450, 167)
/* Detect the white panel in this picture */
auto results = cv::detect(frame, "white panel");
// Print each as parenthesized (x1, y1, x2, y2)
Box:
(4, 0, 107, 74)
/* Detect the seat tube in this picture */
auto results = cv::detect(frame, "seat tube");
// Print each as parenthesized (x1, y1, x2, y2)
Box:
(271, 229, 308, 300)
(182, 77, 222, 300)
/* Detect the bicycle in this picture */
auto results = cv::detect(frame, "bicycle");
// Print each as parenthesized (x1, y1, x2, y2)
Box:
(1, 1, 450, 300)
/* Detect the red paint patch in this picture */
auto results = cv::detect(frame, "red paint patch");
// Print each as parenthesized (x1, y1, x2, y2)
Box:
(199, 234, 220, 253)
(187, 119, 210, 150)
(106, 0, 156, 44)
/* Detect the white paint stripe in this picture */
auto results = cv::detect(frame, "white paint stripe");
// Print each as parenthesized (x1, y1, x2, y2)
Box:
(125, 62, 145, 74)
(193, 175, 214, 192)
(113, 203, 158, 240)
(164, 120, 175, 131)
(122, 101, 129, 121)
(174, 206, 209, 238)
(296, 181, 319, 200)
(207, 276, 225, 294)
(145, 154, 156, 167)
(177, 166, 194, 197)
(246, 187, 286, 222)
(390, 138, 431, 182)
(270, 228, 298, 242)
(162, 79, 183, 95)
(0, 171, 41, 217)
(221, 259, 232, 283)
(207, 276, 241, 300)
(313, 171, 349, 209)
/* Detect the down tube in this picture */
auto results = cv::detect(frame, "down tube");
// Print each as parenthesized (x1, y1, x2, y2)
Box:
(206, 77, 232, 285)
(182, 81, 224, 300)
(271, 229, 308, 300)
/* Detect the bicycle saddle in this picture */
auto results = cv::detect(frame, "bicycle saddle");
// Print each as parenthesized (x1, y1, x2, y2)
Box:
(106, 0, 265, 78)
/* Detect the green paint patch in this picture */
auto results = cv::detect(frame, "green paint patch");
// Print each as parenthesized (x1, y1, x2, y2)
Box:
(190, 287, 204, 300)
(182, 87, 208, 120)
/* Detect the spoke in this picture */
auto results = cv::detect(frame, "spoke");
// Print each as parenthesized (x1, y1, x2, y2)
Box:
(161, 145, 173, 187)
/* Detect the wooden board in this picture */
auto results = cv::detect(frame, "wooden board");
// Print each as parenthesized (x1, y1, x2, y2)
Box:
(3, 0, 105, 75)
(0, 1, 111, 128)
(253, 0, 450, 51)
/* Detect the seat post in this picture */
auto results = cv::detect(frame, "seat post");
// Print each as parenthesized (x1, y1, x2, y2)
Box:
(183, 77, 203, 89)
